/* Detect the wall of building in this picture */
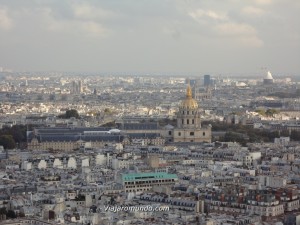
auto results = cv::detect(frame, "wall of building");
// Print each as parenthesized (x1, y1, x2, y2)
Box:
(173, 127, 211, 143)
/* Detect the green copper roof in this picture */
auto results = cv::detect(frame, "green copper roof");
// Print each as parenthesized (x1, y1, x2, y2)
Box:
(122, 172, 178, 182)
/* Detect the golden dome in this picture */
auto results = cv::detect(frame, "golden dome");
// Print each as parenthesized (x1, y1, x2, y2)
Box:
(180, 84, 198, 109)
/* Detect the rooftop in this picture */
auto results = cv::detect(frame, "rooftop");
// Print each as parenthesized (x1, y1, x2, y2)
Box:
(122, 172, 178, 181)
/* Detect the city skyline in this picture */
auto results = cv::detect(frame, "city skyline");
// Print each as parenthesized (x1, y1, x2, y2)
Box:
(0, 0, 299, 74)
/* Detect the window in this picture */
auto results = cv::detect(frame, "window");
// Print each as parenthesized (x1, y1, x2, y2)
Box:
(203, 132, 205, 136)
(182, 111, 184, 114)
(190, 132, 194, 136)
(182, 119, 184, 124)
(187, 111, 189, 115)
(168, 131, 172, 135)
(192, 119, 194, 124)
(178, 132, 181, 136)
(187, 119, 189, 124)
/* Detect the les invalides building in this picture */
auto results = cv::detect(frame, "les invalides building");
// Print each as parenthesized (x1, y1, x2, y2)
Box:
(173, 84, 211, 142)
(165, 84, 212, 143)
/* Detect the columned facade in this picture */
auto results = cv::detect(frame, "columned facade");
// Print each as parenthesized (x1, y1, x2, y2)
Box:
(173, 84, 211, 143)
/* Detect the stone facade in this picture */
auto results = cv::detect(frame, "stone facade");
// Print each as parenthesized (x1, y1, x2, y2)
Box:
(172, 84, 211, 143)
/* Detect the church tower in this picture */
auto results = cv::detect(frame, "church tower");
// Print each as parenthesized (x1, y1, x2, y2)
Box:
(173, 83, 211, 143)
(177, 84, 201, 129)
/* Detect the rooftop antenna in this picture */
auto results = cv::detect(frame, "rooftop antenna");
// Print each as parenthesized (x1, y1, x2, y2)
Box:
(26, 124, 29, 149)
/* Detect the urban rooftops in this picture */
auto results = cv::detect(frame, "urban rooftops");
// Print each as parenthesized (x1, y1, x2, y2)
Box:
(122, 172, 178, 182)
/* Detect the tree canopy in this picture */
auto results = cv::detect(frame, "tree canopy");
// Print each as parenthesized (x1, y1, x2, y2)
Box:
(66, 109, 80, 118)
(6, 210, 17, 218)
(58, 109, 80, 119)
(255, 109, 279, 117)
(203, 121, 283, 144)
(0, 135, 16, 149)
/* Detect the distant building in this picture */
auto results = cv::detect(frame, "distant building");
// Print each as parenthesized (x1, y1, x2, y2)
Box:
(195, 87, 212, 100)
(204, 75, 211, 87)
(121, 172, 178, 192)
(263, 71, 274, 85)
(172, 84, 211, 143)
(71, 80, 83, 94)
(120, 83, 212, 143)
(27, 127, 125, 151)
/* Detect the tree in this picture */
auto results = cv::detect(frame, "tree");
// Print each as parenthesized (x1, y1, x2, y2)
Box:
(102, 121, 116, 127)
(6, 210, 17, 218)
(0, 207, 7, 215)
(0, 135, 16, 149)
(58, 109, 80, 119)
(0, 125, 30, 149)
(0, 125, 26, 143)
(104, 108, 111, 114)
(266, 109, 279, 117)
(255, 109, 266, 117)
(291, 130, 300, 141)
(9, 126, 25, 143)
(221, 132, 247, 146)
(66, 109, 80, 119)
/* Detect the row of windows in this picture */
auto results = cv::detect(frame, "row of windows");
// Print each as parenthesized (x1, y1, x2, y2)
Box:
(177, 132, 205, 136)
(125, 179, 175, 185)
(126, 184, 151, 188)
(21, 220, 52, 225)
(182, 119, 195, 125)
(125, 183, 168, 192)
(182, 111, 196, 115)
(126, 188, 151, 192)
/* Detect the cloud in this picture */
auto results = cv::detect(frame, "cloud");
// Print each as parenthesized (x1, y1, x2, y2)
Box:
(215, 22, 263, 47)
(80, 21, 108, 37)
(0, 8, 13, 30)
(242, 6, 265, 16)
(253, 0, 273, 5)
(0, 0, 298, 73)
(189, 8, 264, 47)
(189, 9, 227, 22)
(239, 36, 264, 47)
(163, 26, 181, 39)
(41, 7, 110, 38)
(71, 3, 116, 21)
(215, 22, 256, 36)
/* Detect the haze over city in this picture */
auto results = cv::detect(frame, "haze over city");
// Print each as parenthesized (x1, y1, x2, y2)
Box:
(0, 0, 299, 75)
(2, 1, 300, 225)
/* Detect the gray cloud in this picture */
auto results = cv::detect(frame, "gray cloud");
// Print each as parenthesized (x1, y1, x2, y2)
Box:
(0, 7, 13, 30)
(0, 0, 299, 75)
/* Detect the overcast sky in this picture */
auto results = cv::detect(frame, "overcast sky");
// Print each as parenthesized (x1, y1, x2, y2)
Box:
(0, 0, 299, 75)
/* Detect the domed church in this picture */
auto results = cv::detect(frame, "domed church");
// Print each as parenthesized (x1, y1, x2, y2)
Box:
(172, 84, 211, 143)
